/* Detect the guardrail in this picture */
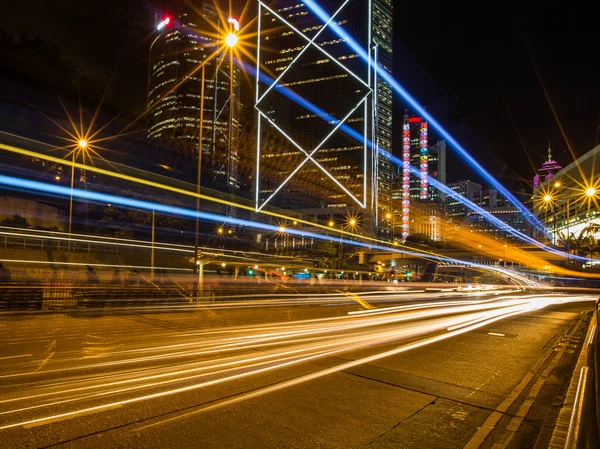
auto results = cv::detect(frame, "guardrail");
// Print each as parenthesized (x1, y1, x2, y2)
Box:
(0, 282, 213, 311)
(564, 297, 600, 448)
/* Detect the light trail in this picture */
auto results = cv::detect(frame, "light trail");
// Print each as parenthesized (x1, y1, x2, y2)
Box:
(1, 137, 582, 272)
(245, 57, 561, 252)
(0, 139, 436, 257)
(298, 0, 546, 234)
(0, 226, 303, 268)
(0, 293, 593, 431)
(0, 172, 544, 285)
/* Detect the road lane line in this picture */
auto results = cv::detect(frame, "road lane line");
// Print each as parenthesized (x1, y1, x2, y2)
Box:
(463, 312, 586, 449)
(23, 404, 123, 429)
(34, 352, 55, 372)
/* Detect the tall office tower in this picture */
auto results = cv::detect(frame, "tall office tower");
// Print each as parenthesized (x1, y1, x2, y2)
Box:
(372, 0, 394, 236)
(406, 114, 428, 201)
(427, 140, 446, 202)
(255, 0, 392, 235)
(468, 189, 528, 242)
(445, 180, 482, 221)
(147, 3, 241, 197)
(395, 113, 446, 239)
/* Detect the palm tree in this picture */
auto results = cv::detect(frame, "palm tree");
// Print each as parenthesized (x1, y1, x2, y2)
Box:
(560, 224, 600, 260)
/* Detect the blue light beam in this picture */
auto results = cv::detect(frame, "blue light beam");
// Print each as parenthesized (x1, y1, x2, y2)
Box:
(0, 174, 540, 279)
(299, 0, 546, 234)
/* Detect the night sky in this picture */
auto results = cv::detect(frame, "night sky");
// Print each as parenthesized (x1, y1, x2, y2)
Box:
(2, 1, 599, 191)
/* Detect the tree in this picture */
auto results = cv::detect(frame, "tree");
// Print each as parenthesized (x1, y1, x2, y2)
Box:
(560, 224, 600, 260)
(0, 214, 31, 228)
(307, 241, 338, 268)
(406, 233, 431, 245)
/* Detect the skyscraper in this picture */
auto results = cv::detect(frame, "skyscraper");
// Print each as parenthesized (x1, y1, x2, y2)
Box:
(445, 180, 482, 221)
(255, 0, 392, 235)
(147, 3, 241, 196)
(467, 189, 528, 242)
(394, 113, 446, 240)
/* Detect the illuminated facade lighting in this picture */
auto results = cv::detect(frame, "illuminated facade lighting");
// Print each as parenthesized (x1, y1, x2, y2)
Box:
(157, 16, 171, 30)
(419, 122, 428, 200)
(255, 0, 393, 233)
(401, 115, 410, 240)
(227, 17, 240, 32)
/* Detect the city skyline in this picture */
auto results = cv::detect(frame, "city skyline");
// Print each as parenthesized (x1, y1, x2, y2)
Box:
(1, 1, 597, 189)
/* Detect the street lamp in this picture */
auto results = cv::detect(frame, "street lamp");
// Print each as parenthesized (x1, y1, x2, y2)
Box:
(225, 33, 238, 48)
(586, 187, 597, 197)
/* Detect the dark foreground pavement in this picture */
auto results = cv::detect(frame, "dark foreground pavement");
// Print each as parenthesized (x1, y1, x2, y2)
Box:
(0, 291, 594, 448)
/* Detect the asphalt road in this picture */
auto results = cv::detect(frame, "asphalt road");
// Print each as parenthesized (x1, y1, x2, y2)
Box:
(0, 289, 595, 448)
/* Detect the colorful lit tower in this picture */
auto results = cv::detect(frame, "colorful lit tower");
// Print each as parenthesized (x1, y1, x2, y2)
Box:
(419, 121, 429, 199)
(401, 113, 411, 240)
(533, 144, 562, 188)
(398, 112, 437, 240)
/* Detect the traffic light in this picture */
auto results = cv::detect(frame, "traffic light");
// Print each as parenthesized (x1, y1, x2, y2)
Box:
(248, 269, 254, 276)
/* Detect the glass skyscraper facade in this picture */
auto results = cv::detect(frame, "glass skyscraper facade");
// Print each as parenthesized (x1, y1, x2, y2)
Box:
(255, 0, 392, 234)
(147, 3, 241, 196)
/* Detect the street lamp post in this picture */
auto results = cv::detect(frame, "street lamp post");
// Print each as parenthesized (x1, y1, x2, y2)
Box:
(385, 212, 394, 242)
(192, 23, 238, 280)
(193, 64, 206, 277)
(543, 194, 555, 245)
(68, 140, 87, 252)
(586, 187, 597, 227)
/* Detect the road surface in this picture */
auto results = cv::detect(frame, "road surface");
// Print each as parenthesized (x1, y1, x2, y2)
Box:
(0, 289, 595, 448)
